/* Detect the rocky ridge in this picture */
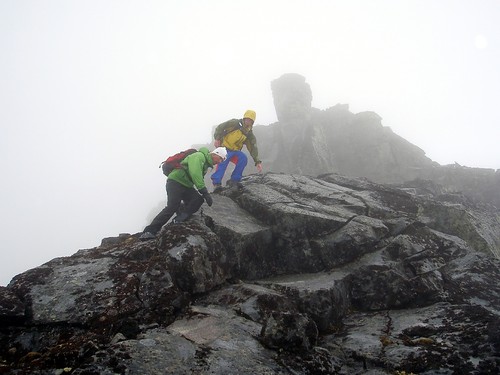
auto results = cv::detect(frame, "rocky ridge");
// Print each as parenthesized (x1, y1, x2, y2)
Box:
(213, 73, 500, 209)
(1, 172, 500, 374)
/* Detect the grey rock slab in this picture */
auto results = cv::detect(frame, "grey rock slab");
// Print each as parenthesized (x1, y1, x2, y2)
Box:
(326, 302, 499, 374)
(167, 305, 287, 374)
(25, 257, 117, 324)
(204, 194, 270, 236)
(0, 286, 24, 321)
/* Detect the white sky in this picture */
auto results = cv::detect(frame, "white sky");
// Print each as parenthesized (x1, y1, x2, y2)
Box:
(1, 0, 499, 286)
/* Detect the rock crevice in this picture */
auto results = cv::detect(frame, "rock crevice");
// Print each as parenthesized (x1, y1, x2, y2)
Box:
(1, 172, 499, 374)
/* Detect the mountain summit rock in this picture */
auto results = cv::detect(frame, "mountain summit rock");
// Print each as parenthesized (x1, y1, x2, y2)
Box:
(1, 173, 499, 374)
(243, 73, 500, 208)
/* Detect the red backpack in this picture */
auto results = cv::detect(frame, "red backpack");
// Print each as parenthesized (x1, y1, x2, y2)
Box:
(159, 148, 197, 176)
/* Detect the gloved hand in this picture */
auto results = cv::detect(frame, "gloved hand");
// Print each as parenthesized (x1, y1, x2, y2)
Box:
(256, 162, 263, 173)
(199, 187, 213, 207)
(214, 139, 221, 147)
(204, 193, 213, 207)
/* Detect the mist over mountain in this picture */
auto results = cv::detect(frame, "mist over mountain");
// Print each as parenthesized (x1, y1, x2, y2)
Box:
(201, 73, 500, 208)
(1, 74, 499, 374)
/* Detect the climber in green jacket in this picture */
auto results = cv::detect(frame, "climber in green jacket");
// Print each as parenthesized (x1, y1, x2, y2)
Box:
(140, 147, 227, 240)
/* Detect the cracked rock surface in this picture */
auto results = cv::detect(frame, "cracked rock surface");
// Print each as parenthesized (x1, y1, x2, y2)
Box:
(1, 173, 499, 374)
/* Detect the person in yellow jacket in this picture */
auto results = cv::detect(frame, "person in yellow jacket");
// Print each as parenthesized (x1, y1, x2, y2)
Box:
(212, 110, 262, 190)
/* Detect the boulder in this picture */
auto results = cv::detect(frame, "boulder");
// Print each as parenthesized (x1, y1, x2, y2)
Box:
(1, 172, 499, 374)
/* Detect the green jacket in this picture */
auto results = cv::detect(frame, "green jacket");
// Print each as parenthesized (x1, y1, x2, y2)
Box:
(214, 119, 261, 165)
(168, 147, 213, 190)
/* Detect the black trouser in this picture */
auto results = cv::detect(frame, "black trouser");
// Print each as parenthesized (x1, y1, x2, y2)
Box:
(143, 179, 204, 234)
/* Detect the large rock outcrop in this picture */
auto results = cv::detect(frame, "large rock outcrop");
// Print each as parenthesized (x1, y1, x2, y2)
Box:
(251, 73, 500, 208)
(1, 173, 500, 374)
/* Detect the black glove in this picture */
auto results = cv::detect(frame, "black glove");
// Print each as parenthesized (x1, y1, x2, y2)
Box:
(204, 193, 213, 207)
(199, 187, 213, 207)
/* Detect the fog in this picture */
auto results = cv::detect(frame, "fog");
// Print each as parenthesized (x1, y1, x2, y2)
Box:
(1, 0, 499, 286)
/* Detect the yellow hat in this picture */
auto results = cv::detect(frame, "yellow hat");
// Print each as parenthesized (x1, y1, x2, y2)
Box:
(243, 110, 256, 122)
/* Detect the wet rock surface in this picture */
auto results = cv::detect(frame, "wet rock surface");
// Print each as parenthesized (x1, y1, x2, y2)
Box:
(1, 173, 499, 374)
